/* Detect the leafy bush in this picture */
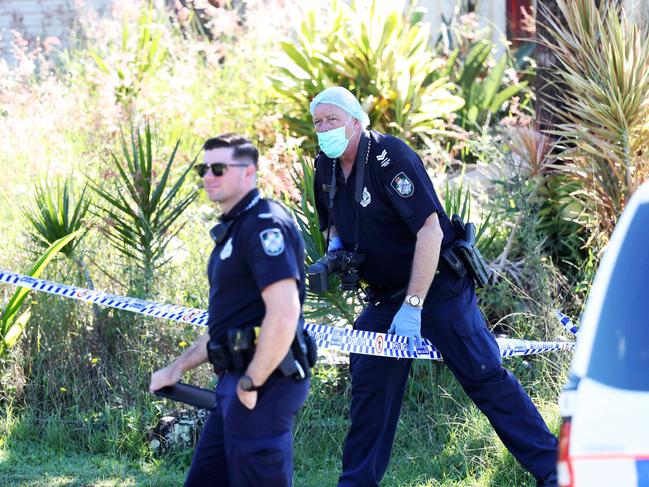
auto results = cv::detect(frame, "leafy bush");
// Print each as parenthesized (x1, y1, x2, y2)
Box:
(89, 5, 168, 114)
(270, 0, 464, 147)
(438, 14, 529, 135)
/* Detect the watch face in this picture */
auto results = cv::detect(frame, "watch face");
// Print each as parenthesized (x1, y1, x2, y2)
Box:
(240, 376, 253, 391)
(407, 295, 421, 307)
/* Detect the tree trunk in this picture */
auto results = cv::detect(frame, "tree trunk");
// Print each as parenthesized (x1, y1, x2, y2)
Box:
(534, 0, 565, 133)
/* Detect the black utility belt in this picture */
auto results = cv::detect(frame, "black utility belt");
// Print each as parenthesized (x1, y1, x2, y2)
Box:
(207, 320, 318, 381)
(362, 217, 491, 307)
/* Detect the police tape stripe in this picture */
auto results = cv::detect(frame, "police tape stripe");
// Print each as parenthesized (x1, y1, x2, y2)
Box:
(0, 269, 575, 361)
(555, 310, 579, 335)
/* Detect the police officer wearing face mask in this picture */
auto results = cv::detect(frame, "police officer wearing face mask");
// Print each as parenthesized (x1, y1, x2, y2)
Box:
(310, 87, 558, 487)
(149, 134, 311, 487)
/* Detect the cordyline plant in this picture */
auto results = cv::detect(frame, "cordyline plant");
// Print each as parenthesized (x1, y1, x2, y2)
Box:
(90, 121, 198, 296)
(493, 127, 556, 280)
(540, 0, 649, 252)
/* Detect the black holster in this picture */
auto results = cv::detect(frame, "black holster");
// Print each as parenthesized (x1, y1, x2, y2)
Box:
(228, 326, 257, 373)
(450, 215, 491, 288)
(277, 318, 318, 380)
(206, 326, 257, 375)
(207, 341, 233, 375)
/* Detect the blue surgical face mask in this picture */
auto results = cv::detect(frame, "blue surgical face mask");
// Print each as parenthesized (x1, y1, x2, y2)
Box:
(316, 118, 355, 159)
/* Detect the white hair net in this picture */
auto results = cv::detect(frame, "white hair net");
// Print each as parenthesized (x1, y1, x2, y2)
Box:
(309, 86, 370, 127)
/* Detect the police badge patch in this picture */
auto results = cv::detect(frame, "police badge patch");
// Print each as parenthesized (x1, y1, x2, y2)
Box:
(391, 172, 414, 197)
(260, 228, 285, 256)
(220, 237, 233, 260)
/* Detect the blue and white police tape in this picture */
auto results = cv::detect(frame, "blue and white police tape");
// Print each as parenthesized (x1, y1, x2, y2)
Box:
(0, 269, 576, 361)
(555, 309, 579, 335)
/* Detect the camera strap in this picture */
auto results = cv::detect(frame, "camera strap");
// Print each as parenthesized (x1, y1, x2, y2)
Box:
(353, 131, 370, 252)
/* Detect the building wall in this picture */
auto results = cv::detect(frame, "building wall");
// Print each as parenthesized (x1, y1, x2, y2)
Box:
(627, 0, 649, 22)
(420, 0, 507, 55)
(0, 0, 110, 59)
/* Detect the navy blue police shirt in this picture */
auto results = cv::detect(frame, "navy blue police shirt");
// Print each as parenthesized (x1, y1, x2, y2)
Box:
(314, 130, 457, 294)
(206, 188, 305, 345)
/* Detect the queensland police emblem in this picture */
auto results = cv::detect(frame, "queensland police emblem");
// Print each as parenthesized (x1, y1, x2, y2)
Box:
(391, 172, 414, 197)
(260, 228, 285, 256)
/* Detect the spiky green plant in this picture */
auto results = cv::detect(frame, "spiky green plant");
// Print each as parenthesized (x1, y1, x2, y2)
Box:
(442, 169, 494, 249)
(90, 121, 198, 296)
(540, 0, 649, 252)
(23, 179, 91, 260)
(22, 178, 97, 291)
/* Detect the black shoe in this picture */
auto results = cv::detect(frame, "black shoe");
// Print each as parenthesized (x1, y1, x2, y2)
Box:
(536, 470, 558, 487)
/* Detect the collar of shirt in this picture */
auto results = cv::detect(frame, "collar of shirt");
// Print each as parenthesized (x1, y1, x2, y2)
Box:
(335, 158, 358, 187)
(220, 188, 261, 222)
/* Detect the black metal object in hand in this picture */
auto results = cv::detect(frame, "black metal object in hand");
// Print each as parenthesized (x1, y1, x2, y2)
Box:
(153, 382, 216, 410)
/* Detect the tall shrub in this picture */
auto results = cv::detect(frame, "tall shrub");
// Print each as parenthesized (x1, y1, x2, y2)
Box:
(90, 121, 198, 296)
(541, 0, 649, 252)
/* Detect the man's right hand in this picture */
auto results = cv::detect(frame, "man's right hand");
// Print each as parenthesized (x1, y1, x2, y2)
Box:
(149, 365, 182, 393)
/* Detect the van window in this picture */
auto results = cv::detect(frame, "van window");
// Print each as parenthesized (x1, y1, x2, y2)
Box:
(587, 203, 649, 391)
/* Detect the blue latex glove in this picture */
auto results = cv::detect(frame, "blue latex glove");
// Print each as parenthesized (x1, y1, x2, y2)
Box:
(327, 236, 344, 252)
(387, 303, 422, 355)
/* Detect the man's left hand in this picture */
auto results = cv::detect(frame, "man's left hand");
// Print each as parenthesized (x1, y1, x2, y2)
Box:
(387, 303, 423, 355)
(237, 385, 258, 410)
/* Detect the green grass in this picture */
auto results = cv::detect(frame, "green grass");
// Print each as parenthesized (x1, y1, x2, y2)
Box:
(0, 442, 185, 486)
(292, 363, 562, 487)
(0, 364, 560, 487)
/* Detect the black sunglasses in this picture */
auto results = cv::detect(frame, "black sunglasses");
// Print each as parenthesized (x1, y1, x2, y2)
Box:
(195, 162, 249, 177)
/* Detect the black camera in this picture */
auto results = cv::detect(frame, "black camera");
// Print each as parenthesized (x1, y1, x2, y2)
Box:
(308, 250, 365, 293)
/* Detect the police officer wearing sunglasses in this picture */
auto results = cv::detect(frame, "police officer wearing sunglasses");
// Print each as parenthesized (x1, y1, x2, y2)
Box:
(149, 133, 310, 486)
(309, 87, 558, 487)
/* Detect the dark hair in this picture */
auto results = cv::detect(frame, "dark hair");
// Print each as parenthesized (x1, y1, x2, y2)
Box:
(203, 133, 259, 167)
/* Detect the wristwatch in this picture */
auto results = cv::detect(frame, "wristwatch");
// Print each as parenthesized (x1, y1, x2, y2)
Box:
(404, 294, 424, 308)
(238, 374, 262, 392)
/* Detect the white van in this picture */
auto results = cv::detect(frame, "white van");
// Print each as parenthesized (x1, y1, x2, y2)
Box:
(558, 181, 649, 486)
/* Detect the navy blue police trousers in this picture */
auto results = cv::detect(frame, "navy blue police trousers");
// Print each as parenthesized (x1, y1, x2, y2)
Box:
(338, 278, 558, 486)
(184, 372, 309, 487)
